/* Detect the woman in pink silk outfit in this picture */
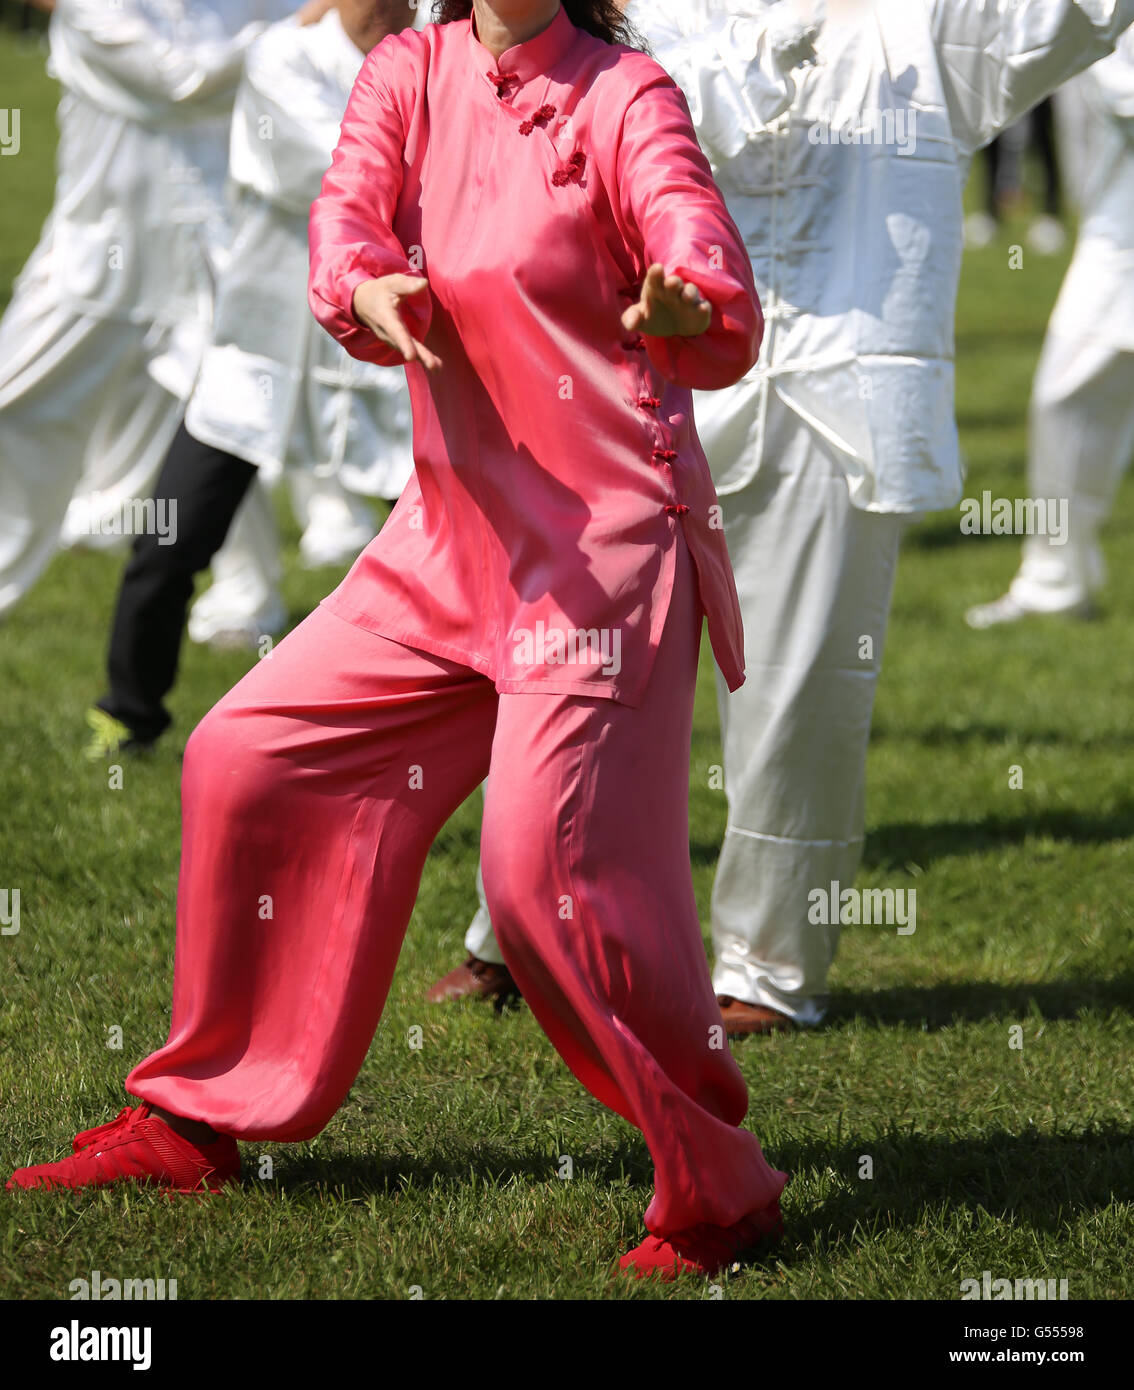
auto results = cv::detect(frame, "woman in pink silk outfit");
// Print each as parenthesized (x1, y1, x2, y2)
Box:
(9, 0, 788, 1281)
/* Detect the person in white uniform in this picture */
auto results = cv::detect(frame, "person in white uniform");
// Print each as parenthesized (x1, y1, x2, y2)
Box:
(0, 0, 301, 620)
(85, 0, 417, 756)
(967, 33, 1134, 629)
(431, 0, 1134, 1028)
(181, 0, 423, 651)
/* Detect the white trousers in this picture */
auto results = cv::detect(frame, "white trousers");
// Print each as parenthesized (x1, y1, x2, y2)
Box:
(468, 397, 909, 1019)
(708, 400, 907, 1024)
(186, 477, 286, 645)
(1009, 331, 1134, 612)
(465, 790, 506, 966)
(0, 246, 183, 616)
(186, 470, 379, 644)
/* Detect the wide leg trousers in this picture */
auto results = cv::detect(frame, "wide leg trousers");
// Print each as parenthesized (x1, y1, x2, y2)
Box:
(126, 536, 787, 1235)
(710, 399, 907, 1026)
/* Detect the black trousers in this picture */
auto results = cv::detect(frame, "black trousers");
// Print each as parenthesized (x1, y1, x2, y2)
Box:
(97, 423, 257, 743)
(984, 98, 1062, 220)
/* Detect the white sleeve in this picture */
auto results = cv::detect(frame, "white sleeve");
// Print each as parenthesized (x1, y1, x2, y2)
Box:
(228, 29, 347, 214)
(625, 0, 825, 162)
(1085, 32, 1134, 121)
(929, 0, 1134, 154)
(54, 0, 269, 110)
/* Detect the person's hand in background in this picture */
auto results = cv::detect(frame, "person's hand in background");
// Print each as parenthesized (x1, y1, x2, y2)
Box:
(296, 0, 335, 26)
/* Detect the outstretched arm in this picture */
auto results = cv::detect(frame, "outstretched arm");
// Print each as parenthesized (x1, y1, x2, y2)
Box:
(613, 73, 764, 390)
(52, 0, 295, 110)
(625, 0, 824, 164)
(307, 31, 432, 367)
(930, 0, 1134, 153)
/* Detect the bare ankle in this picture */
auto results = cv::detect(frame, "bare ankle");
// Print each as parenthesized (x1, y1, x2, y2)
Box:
(150, 1105, 220, 1146)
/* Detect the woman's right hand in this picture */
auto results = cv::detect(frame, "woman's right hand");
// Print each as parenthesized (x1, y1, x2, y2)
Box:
(351, 275, 443, 372)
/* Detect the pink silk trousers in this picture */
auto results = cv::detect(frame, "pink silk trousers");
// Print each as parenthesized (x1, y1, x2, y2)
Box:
(126, 536, 788, 1235)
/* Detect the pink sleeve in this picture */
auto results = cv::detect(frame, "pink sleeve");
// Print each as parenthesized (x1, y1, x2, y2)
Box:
(614, 72, 763, 391)
(307, 31, 430, 367)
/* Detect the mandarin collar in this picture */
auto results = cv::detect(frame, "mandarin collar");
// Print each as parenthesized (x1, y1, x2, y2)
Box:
(468, 4, 577, 86)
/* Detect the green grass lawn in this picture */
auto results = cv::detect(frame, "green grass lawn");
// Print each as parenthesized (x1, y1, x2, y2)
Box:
(1, 28, 1131, 1301)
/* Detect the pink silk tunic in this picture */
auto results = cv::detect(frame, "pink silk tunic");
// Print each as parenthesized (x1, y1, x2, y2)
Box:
(308, 6, 761, 705)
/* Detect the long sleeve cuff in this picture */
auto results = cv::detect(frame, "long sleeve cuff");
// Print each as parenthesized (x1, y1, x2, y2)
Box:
(644, 288, 762, 392)
(309, 244, 431, 368)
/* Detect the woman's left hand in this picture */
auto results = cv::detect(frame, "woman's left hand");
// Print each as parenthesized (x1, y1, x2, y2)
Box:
(621, 263, 712, 339)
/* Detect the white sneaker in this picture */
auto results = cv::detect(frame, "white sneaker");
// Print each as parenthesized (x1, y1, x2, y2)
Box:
(965, 592, 1094, 629)
(298, 526, 375, 569)
(1026, 215, 1067, 257)
(188, 588, 287, 650)
(964, 211, 998, 250)
(60, 497, 131, 553)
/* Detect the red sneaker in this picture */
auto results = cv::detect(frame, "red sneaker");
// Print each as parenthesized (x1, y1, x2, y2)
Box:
(619, 1198, 784, 1281)
(72, 1106, 133, 1153)
(7, 1104, 240, 1194)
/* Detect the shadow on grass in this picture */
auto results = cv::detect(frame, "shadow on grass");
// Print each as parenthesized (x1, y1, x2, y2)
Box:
(867, 728, 1134, 750)
(274, 1124, 1133, 1247)
(774, 1124, 1134, 1256)
(771, 1124, 1134, 1260)
(862, 804, 1134, 870)
(279, 1140, 653, 1199)
(954, 403, 1034, 431)
(825, 976, 1134, 1029)
(899, 518, 970, 552)
(692, 800, 1134, 872)
(954, 328, 1054, 354)
(871, 722, 1133, 752)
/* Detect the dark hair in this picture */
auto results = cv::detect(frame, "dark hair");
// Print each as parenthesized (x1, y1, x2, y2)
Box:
(430, 2, 645, 50)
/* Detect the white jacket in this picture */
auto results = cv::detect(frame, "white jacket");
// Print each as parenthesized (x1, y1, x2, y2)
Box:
(185, 10, 413, 493)
(628, 0, 1134, 511)
(38, 0, 292, 377)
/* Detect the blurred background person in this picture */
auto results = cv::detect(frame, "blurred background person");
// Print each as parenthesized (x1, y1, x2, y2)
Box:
(85, 0, 418, 758)
(967, 32, 1134, 628)
(965, 99, 1068, 256)
(0, 0, 301, 620)
(3, 1, 56, 36)
(182, 1, 426, 651)
(430, 0, 1134, 1031)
